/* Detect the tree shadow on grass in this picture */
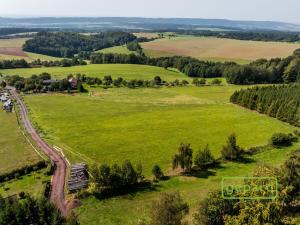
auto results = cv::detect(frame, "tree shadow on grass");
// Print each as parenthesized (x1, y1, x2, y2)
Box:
(235, 156, 256, 164)
(94, 180, 161, 200)
(189, 170, 217, 179)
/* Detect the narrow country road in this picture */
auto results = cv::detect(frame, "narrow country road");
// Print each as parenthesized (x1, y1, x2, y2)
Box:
(10, 89, 69, 217)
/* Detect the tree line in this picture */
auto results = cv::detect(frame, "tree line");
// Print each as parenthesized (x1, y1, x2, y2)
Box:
(23, 31, 137, 57)
(0, 58, 86, 69)
(0, 28, 47, 37)
(0, 161, 47, 183)
(0, 194, 80, 225)
(5, 73, 222, 94)
(5, 73, 86, 93)
(171, 133, 246, 176)
(230, 84, 300, 127)
(79, 74, 192, 88)
(89, 160, 145, 198)
(87, 50, 300, 84)
(176, 30, 300, 42)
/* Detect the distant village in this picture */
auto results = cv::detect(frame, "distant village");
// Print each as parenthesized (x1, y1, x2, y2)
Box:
(0, 91, 13, 112)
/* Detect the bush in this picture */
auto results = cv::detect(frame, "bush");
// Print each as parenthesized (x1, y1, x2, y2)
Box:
(43, 181, 51, 198)
(152, 165, 164, 181)
(150, 192, 189, 225)
(211, 78, 222, 85)
(270, 133, 297, 147)
(193, 191, 236, 225)
(90, 160, 145, 196)
(221, 133, 244, 161)
(194, 145, 216, 169)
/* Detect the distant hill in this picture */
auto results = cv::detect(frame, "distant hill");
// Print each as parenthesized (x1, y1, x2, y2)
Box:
(0, 17, 300, 32)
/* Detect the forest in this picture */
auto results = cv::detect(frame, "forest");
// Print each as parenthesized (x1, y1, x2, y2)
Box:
(23, 31, 137, 57)
(230, 84, 300, 127)
(176, 30, 300, 42)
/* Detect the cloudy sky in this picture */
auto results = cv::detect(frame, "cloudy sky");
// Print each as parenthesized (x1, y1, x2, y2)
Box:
(1, 0, 300, 24)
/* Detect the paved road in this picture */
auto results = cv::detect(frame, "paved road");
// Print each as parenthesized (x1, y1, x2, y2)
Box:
(11, 90, 69, 216)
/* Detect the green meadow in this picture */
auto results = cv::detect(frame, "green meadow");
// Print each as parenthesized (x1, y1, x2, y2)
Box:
(0, 64, 191, 81)
(0, 168, 50, 198)
(97, 45, 137, 55)
(0, 110, 41, 173)
(24, 85, 294, 176)
(3, 64, 297, 224)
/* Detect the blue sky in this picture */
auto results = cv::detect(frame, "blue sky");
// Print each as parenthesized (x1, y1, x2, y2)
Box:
(1, 0, 300, 24)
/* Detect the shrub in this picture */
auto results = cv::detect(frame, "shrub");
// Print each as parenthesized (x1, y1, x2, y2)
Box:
(194, 145, 216, 169)
(150, 192, 189, 225)
(90, 160, 145, 196)
(270, 133, 297, 147)
(152, 165, 164, 181)
(193, 191, 236, 225)
(211, 78, 222, 85)
(221, 133, 244, 161)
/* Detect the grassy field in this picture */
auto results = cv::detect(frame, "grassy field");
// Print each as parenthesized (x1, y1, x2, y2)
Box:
(133, 32, 160, 39)
(0, 110, 41, 174)
(23, 86, 294, 177)
(0, 168, 50, 198)
(141, 36, 300, 64)
(7, 63, 296, 224)
(0, 38, 61, 61)
(0, 64, 193, 81)
(97, 45, 137, 55)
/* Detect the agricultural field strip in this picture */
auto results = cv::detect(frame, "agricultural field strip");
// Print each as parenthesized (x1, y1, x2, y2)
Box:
(141, 36, 300, 62)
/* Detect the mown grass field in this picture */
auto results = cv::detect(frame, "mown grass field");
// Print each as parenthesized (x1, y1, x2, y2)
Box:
(0, 64, 194, 81)
(141, 36, 300, 64)
(0, 38, 61, 61)
(97, 45, 137, 55)
(24, 86, 294, 176)
(0, 110, 41, 174)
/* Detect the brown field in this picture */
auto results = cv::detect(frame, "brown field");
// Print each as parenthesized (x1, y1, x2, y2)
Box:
(0, 38, 28, 58)
(0, 38, 62, 61)
(0, 47, 28, 57)
(141, 36, 300, 63)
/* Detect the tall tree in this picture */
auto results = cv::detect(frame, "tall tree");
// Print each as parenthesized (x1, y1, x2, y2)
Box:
(172, 143, 193, 173)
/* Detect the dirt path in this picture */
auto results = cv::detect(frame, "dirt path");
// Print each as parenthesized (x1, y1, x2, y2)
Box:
(10, 89, 69, 217)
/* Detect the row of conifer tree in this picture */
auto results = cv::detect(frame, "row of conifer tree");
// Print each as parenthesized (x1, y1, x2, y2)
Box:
(230, 84, 300, 127)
